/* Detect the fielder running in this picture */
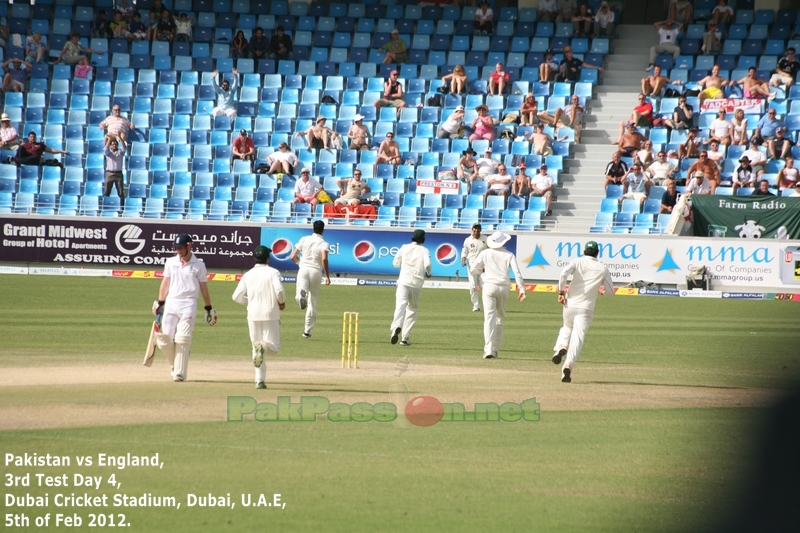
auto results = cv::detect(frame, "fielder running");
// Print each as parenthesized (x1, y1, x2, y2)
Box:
(470, 232, 526, 359)
(390, 229, 432, 347)
(290, 220, 331, 338)
(232, 245, 285, 389)
(152, 234, 217, 382)
(551, 240, 614, 383)
(461, 222, 488, 312)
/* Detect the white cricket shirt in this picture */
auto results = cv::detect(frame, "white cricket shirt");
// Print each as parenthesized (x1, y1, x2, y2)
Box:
(232, 263, 286, 321)
(393, 242, 431, 289)
(558, 255, 614, 311)
(461, 235, 488, 262)
(295, 233, 329, 271)
(163, 253, 208, 309)
(471, 247, 525, 293)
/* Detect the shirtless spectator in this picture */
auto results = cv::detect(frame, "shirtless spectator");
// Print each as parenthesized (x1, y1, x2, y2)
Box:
(768, 127, 792, 160)
(732, 156, 757, 194)
(769, 48, 800, 93)
(677, 127, 701, 160)
(701, 20, 722, 55)
(708, 109, 733, 146)
(642, 65, 680, 97)
(604, 151, 629, 189)
(483, 165, 512, 208)
(617, 122, 647, 158)
(664, 94, 693, 131)
(520, 94, 538, 126)
(265, 142, 298, 174)
(539, 50, 558, 83)
(347, 114, 371, 151)
(686, 151, 719, 193)
(529, 164, 555, 215)
(525, 123, 566, 157)
(646, 150, 678, 185)
(376, 132, 400, 165)
(292, 168, 323, 207)
(488, 62, 510, 96)
(615, 94, 652, 145)
(374, 70, 406, 117)
(537, 94, 584, 143)
(646, 20, 682, 71)
(511, 165, 530, 197)
(730, 67, 772, 100)
(335, 170, 371, 206)
(296, 116, 338, 150)
(697, 65, 728, 105)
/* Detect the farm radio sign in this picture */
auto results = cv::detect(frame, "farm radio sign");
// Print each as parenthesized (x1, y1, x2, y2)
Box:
(690, 196, 800, 240)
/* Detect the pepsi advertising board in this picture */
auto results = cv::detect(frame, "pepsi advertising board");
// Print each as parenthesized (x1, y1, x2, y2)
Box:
(261, 227, 517, 277)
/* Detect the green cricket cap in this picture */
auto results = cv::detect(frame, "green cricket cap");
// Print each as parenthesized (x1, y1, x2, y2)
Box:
(584, 241, 599, 254)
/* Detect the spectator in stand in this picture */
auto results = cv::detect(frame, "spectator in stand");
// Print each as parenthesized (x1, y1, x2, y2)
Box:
(791, 183, 800, 197)
(664, 94, 693, 132)
(617, 122, 647, 158)
(335, 170, 371, 206)
(706, 139, 725, 168)
(92, 10, 110, 39)
(0, 114, 19, 150)
(265, 142, 298, 175)
(530, 164, 555, 216)
(511, 165, 531, 197)
(520, 94, 539, 126)
(117, 0, 136, 22)
(620, 163, 651, 210)
(677, 127, 701, 159)
(636, 139, 656, 167)
(128, 12, 147, 42)
(55, 32, 104, 65)
(297, 116, 339, 150)
(646, 20, 682, 72)
(615, 94, 652, 144)
(483, 164, 512, 208)
(151, 0, 166, 17)
(1, 59, 31, 94)
(74, 57, 93, 79)
(641, 65, 677, 97)
(538, 0, 558, 23)
(376, 132, 401, 166)
(709, 109, 733, 146)
(269, 26, 293, 60)
(711, 0, 733, 25)
(660, 179, 679, 214)
(732, 156, 757, 194)
(24, 32, 46, 64)
(437, 105, 465, 139)
(211, 68, 239, 121)
(731, 108, 749, 146)
(525, 123, 559, 157)
(539, 50, 558, 82)
(473, 1, 494, 36)
(777, 157, 799, 192)
(103, 136, 126, 200)
(742, 139, 767, 178)
(555, 0, 577, 24)
(685, 171, 712, 195)
(442, 64, 469, 94)
(701, 20, 722, 55)
(347, 115, 371, 151)
(156, 9, 175, 43)
(15, 132, 69, 166)
(647, 150, 678, 185)
(730, 67, 772, 100)
(99, 104, 135, 143)
(232, 130, 255, 171)
(457, 147, 479, 185)
(768, 127, 792, 160)
(0, 19, 8, 50)
(604, 151, 628, 189)
(488, 62, 510, 95)
(769, 48, 800, 93)
(379, 29, 407, 65)
(753, 108, 785, 146)
(174, 13, 194, 43)
(249, 28, 268, 61)
(697, 64, 728, 105)
(558, 45, 603, 82)
(146, 11, 160, 42)
(751, 179, 775, 197)
(537, 94, 584, 143)
(109, 11, 132, 40)
(469, 105, 495, 142)
(231, 30, 249, 59)
(571, 3, 593, 37)
(375, 70, 407, 118)
(475, 148, 499, 180)
(292, 168, 323, 208)
(669, 0, 693, 26)
(687, 151, 720, 193)
(593, 1, 615, 38)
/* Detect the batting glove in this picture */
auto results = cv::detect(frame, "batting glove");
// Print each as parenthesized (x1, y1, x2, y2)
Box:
(152, 300, 164, 317)
(205, 306, 217, 326)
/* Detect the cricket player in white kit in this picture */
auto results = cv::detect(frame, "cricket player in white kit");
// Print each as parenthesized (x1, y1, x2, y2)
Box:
(470, 232, 526, 359)
(552, 240, 614, 383)
(390, 229, 432, 346)
(461, 222, 488, 312)
(232, 245, 285, 389)
(290, 220, 331, 338)
(152, 234, 217, 382)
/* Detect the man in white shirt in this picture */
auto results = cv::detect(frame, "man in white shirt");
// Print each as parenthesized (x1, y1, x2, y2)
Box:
(152, 234, 217, 383)
(292, 168, 323, 207)
(555, 0, 577, 24)
(530, 164, 555, 215)
(685, 171, 712, 195)
(620, 163, 651, 209)
(538, 0, 558, 23)
(290, 220, 331, 338)
(483, 166, 512, 208)
(469, 232, 526, 359)
(593, 1, 615, 38)
(646, 151, 677, 185)
(552, 240, 614, 383)
(647, 19, 682, 71)
(461, 222, 488, 312)
(475, 148, 499, 177)
(390, 230, 432, 347)
(232, 246, 286, 389)
(741, 140, 767, 178)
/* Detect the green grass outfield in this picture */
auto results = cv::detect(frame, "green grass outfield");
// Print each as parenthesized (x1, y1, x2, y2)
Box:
(1, 275, 798, 532)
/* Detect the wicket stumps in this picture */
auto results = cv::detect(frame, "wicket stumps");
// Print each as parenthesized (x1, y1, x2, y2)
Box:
(341, 312, 359, 368)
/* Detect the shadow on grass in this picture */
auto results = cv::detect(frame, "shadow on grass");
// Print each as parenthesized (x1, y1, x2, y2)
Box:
(585, 380, 748, 390)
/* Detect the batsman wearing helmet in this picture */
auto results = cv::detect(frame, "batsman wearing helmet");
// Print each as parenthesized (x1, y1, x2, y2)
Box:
(232, 245, 286, 389)
(152, 234, 217, 382)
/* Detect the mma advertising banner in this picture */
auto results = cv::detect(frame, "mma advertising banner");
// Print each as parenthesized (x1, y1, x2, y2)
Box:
(515, 233, 800, 290)
(261, 227, 517, 277)
(690, 196, 800, 240)
(0, 218, 260, 269)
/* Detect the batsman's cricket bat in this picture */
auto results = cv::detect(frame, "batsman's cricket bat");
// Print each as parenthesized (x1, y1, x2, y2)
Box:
(143, 314, 162, 367)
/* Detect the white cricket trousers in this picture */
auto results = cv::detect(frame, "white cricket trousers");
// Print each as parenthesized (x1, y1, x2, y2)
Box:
(157, 305, 197, 381)
(553, 306, 595, 371)
(482, 283, 509, 356)
(468, 271, 482, 308)
(248, 319, 280, 384)
(391, 284, 421, 341)
(296, 267, 321, 333)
